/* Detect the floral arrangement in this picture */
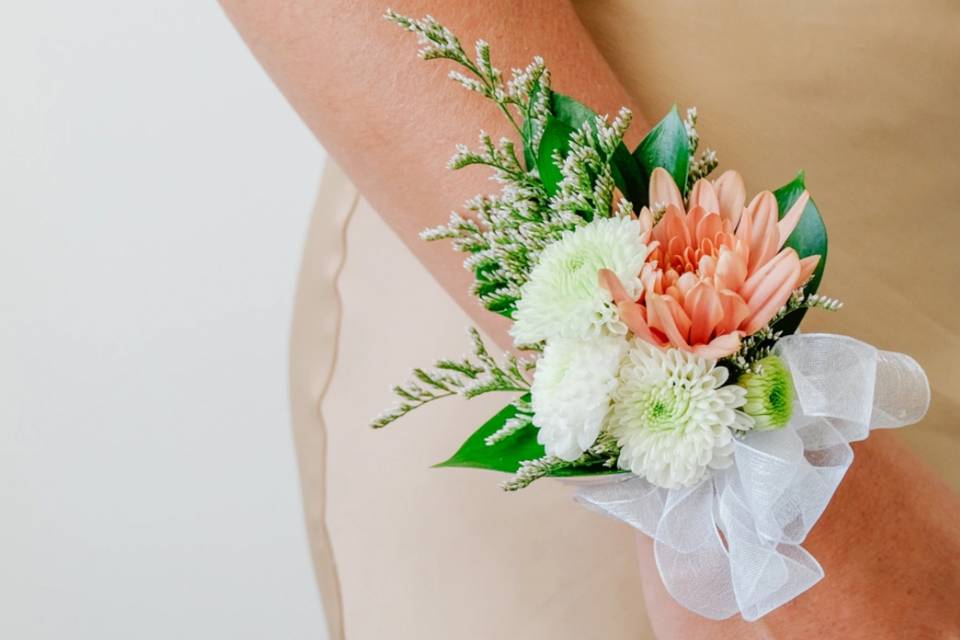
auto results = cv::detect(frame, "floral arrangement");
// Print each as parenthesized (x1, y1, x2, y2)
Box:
(373, 11, 930, 620)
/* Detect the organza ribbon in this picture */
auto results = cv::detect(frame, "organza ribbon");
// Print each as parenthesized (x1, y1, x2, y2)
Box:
(575, 333, 930, 621)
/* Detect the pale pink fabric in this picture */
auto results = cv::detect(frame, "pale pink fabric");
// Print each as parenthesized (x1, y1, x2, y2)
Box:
(295, 163, 652, 638)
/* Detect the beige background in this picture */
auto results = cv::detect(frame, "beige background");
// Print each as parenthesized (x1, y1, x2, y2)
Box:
(291, 1, 960, 638)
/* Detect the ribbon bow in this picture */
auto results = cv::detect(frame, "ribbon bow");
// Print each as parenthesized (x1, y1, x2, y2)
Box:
(575, 333, 930, 621)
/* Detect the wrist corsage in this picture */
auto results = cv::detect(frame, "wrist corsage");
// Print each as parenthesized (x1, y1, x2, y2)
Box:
(373, 11, 930, 620)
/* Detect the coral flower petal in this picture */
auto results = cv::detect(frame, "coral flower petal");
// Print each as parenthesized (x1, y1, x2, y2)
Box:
(744, 192, 780, 271)
(755, 227, 782, 274)
(698, 254, 717, 279)
(777, 190, 809, 248)
(714, 170, 746, 227)
(650, 167, 684, 210)
(615, 168, 823, 352)
(744, 260, 802, 333)
(695, 211, 723, 246)
(661, 205, 691, 249)
(676, 272, 698, 297)
(665, 295, 694, 340)
(742, 248, 799, 303)
(692, 332, 742, 359)
(687, 204, 707, 234)
(798, 254, 821, 286)
(746, 190, 779, 224)
(734, 206, 753, 252)
(640, 264, 661, 299)
(685, 283, 724, 345)
(715, 246, 748, 291)
(716, 289, 751, 334)
(618, 302, 662, 346)
(598, 268, 633, 303)
(648, 294, 692, 349)
(689, 179, 720, 214)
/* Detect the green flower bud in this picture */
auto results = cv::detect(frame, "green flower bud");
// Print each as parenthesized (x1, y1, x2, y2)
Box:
(738, 355, 794, 431)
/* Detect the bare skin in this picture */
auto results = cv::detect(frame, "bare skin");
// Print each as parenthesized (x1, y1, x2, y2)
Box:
(219, 1, 960, 637)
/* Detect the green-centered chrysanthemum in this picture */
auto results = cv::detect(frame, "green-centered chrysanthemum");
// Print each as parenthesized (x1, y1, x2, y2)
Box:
(608, 342, 752, 489)
(738, 355, 794, 430)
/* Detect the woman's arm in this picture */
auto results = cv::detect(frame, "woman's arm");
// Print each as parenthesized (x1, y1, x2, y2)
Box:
(219, 2, 960, 637)
(219, 0, 645, 343)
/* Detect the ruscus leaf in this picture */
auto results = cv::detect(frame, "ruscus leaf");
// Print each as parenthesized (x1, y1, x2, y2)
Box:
(436, 396, 622, 478)
(772, 171, 829, 335)
(632, 105, 691, 197)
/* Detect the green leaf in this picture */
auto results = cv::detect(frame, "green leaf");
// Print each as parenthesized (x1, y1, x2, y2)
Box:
(484, 295, 518, 317)
(772, 171, 829, 335)
(610, 144, 648, 210)
(550, 93, 594, 128)
(632, 105, 690, 197)
(435, 397, 622, 478)
(536, 114, 575, 197)
(473, 262, 516, 319)
(548, 94, 649, 206)
(535, 94, 593, 197)
(521, 78, 547, 170)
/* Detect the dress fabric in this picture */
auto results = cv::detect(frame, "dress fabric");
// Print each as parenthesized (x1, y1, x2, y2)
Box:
(289, 1, 960, 638)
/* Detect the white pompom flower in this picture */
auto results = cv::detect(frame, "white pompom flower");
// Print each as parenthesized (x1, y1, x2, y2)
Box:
(608, 342, 752, 489)
(510, 216, 649, 345)
(531, 335, 626, 462)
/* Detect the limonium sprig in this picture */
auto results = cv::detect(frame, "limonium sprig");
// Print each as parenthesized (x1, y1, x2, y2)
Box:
(373, 328, 533, 430)
(551, 109, 634, 220)
(683, 107, 719, 192)
(501, 432, 621, 492)
(387, 11, 573, 317)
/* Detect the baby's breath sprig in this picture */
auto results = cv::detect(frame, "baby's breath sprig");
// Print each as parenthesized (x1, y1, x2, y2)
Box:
(499, 433, 621, 491)
(448, 132, 541, 191)
(684, 107, 719, 190)
(422, 184, 583, 314)
(684, 107, 701, 151)
(387, 11, 637, 319)
(371, 328, 533, 429)
(384, 10, 547, 138)
(804, 293, 844, 312)
(484, 395, 533, 446)
(386, 10, 576, 318)
(500, 456, 568, 491)
(585, 432, 621, 467)
(687, 149, 719, 188)
(552, 109, 635, 220)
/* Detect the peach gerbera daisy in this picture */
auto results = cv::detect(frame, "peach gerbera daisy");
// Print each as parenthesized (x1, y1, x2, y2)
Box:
(601, 168, 820, 359)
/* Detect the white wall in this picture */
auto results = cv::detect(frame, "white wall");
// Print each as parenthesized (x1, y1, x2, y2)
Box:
(0, 2, 328, 638)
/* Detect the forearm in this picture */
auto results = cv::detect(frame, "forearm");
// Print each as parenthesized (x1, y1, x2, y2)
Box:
(220, 0, 645, 344)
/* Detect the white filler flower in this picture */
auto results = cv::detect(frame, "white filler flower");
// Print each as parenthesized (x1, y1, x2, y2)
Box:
(510, 216, 648, 345)
(531, 335, 626, 461)
(608, 342, 752, 489)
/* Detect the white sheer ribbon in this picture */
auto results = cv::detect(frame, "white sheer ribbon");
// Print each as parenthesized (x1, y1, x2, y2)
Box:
(574, 333, 930, 621)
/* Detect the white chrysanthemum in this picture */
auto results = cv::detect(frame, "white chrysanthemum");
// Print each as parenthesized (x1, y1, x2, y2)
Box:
(531, 335, 626, 461)
(608, 342, 753, 489)
(510, 216, 649, 345)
